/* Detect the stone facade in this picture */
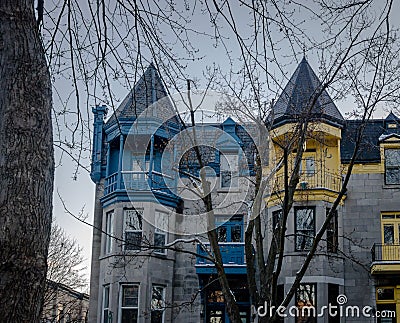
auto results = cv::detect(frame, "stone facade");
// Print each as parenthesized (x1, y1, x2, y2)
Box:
(88, 61, 400, 323)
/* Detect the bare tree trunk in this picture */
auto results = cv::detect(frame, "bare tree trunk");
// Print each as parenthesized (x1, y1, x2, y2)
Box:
(0, 1, 54, 322)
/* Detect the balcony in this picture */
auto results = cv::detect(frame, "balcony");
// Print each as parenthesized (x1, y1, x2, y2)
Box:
(371, 243, 400, 274)
(272, 171, 342, 193)
(104, 171, 175, 195)
(195, 243, 246, 275)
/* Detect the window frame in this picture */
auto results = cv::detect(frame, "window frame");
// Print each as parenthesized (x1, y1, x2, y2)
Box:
(102, 285, 111, 323)
(326, 208, 338, 253)
(220, 153, 239, 189)
(151, 285, 166, 323)
(303, 156, 316, 176)
(105, 211, 114, 254)
(295, 207, 316, 252)
(272, 209, 283, 232)
(154, 211, 168, 254)
(124, 208, 143, 251)
(215, 215, 243, 242)
(296, 283, 317, 323)
(119, 284, 140, 323)
(384, 148, 400, 185)
(298, 151, 317, 177)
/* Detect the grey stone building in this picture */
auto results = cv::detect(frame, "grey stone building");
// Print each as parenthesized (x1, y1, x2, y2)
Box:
(88, 60, 400, 323)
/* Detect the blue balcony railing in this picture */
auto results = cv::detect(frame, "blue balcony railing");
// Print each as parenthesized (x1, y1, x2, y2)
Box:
(195, 243, 246, 274)
(104, 172, 119, 195)
(104, 171, 176, 195)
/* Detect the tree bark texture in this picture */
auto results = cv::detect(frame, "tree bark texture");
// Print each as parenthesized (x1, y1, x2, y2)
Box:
(0, 1, 54, 322)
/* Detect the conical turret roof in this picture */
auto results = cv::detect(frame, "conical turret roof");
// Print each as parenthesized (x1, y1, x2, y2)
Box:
(270, 57, 344, 129)
(106, 63, 168, 126)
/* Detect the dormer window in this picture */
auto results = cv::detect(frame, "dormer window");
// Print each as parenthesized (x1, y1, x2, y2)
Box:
(385, 149, 400, 185)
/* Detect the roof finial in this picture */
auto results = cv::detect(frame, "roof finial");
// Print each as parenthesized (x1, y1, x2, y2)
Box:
(303, 44, 306, 59)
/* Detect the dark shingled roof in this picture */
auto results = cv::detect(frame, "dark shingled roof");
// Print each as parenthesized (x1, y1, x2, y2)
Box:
(341, 113, 400, 163)
(106, 63, 168, 127)
(270, 57, 345, 129)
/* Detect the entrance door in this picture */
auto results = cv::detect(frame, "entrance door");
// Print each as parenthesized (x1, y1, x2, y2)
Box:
(376, 287, 399, 323)
(381, 214, 400, 261)
(202, 275, 250, 323)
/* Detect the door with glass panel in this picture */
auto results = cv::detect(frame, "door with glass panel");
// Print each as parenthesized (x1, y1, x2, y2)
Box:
(381, 214, 400, 261)
(216, 216, 243, 243)
(127, 155, 149, 190)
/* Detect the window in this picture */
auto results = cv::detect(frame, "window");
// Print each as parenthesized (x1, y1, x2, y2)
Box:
(295, 207, 315, 251)
(376, 287, 397, 323)
(216, 216, 243, 242)
(120, 285, 139, 323)
(151, 285, 165, 323)
(154, 211, 168, 254)
(272, 210, 283, 251)
(302, 156, 316, 176)
(124, 209, 143, 250)
(377, 287, 395, 301)
(105, 211, 114, 254)
(220, 153, 238, 188)
(327, 208, 338, 253)
(272, 209, 283, 232)
(328, 284, 339, 323)
(380, 213, 400, 261)
(385, 148, 400, 184)
(296, 283, 316, 323)
(132, 156, 149, 173)
(384, 224, 395, 244)
(381, 213, 400, 245)
(103, 285, 111, 323)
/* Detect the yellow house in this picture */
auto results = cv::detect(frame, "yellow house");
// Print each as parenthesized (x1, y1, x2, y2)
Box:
(265, 57, 400, 322)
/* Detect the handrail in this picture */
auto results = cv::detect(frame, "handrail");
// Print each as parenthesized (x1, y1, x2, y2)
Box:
(371, 243, 400, 262)
(104, 170, 175, 195)
(272, 171, 342, 193)
(196, 242, 245, 266)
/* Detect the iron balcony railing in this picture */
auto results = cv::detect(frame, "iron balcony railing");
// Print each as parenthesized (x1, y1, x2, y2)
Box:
(371, 243, 400, 262)
(104, 170, 175, 195)
(273, 171, 342, 193)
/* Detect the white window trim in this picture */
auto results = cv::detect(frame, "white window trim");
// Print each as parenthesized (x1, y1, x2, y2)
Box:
(154, 211, 168, 254)
(102, 285, 111, 323)
(295, 207, 315, 251)
(119, 284, 140, 323)
(123, 209, 143, 251)
(220, 153, 239, 189)
(151, 285, 166, 323)
(105, 211, 114, 254)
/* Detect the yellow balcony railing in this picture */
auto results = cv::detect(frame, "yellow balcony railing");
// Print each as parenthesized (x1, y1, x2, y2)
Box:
(272, 171, 342, 193)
